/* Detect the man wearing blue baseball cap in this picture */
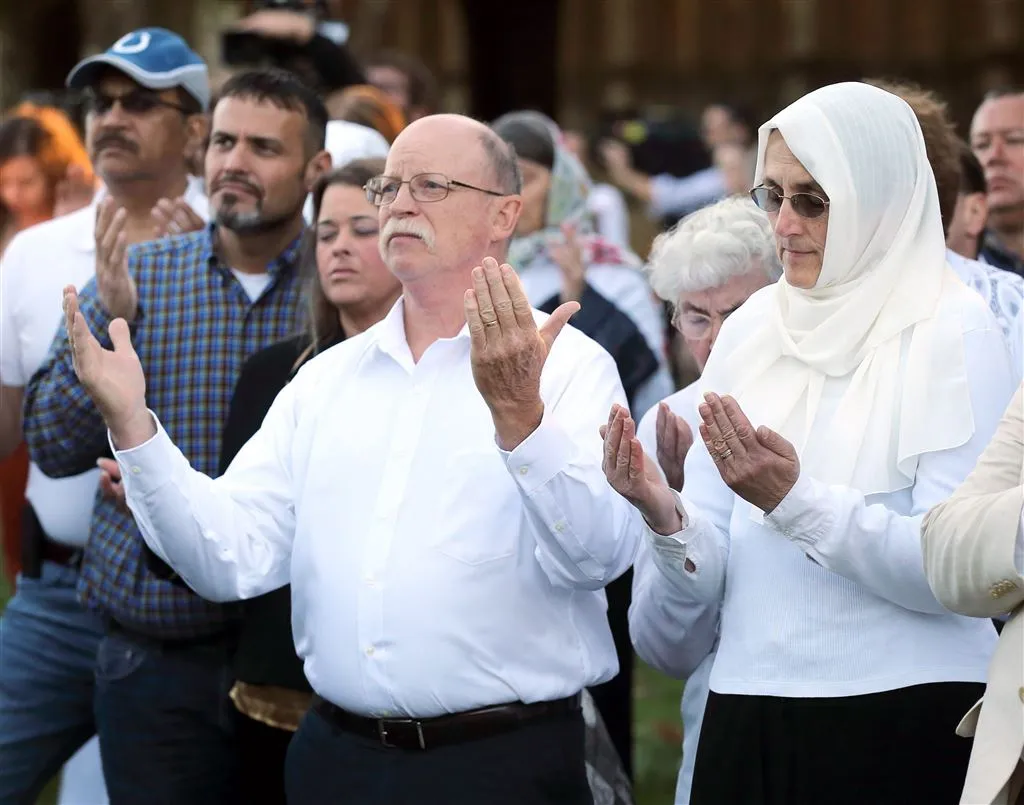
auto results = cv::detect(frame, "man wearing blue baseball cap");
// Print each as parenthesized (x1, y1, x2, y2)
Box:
(0, 26, 209, 805)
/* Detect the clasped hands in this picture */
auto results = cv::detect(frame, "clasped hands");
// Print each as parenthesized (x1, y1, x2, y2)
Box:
(464, 257, 579, 450)
(601, 392, 801, 535)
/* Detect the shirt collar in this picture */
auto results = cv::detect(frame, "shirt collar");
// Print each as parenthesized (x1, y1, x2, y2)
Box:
(373, 297, 472, 369)
(981, 229, 1024, 272)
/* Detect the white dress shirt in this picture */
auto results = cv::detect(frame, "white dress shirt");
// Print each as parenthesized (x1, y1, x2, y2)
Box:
(634, 381, 716, 805)
(644, 292, 1015, 699)
(0, 178, 208, 545)
(113, 299, 642, 718)
(648, 167, 725, 219)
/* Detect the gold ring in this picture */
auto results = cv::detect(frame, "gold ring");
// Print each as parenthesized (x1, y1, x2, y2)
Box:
(719, 448, 734, 460)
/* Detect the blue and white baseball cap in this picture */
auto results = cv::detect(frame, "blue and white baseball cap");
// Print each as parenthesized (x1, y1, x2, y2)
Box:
(66, 28, 209, 111)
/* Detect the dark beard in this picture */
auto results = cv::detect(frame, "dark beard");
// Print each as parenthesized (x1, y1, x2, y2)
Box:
(215, 195, 299, 236)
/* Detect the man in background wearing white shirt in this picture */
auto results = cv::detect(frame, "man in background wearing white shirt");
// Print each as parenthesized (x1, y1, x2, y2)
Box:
(0, 28, 208, 805)
(61, 112, 643, 805)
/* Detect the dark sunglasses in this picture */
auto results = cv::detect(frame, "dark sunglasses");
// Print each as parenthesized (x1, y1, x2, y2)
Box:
(750, 185, 830, 219)
(83, 88, 189, 117)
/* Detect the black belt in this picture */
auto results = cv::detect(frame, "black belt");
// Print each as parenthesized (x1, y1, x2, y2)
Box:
(42, 538, 82, 568)
(21, 503, 83, 578)
(312, 692, 582, 751)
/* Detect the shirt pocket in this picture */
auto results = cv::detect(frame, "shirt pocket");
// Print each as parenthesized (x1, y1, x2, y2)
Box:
(428, 448, 519, 566)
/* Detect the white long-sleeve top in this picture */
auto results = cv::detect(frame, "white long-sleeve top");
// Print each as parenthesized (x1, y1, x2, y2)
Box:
(633, 381, 717, 805)
(113, 300, 642, 718)
(647, 292, 1015, 699)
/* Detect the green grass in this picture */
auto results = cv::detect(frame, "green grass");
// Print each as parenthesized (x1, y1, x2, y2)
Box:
(634, 659, 686, 805)
(1, 558, 685, 805)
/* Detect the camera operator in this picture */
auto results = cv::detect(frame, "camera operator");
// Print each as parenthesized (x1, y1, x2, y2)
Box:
(223, 0, 364, 93)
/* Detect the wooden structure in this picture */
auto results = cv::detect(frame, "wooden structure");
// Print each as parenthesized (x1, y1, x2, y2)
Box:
(2, 0, 1022, 136)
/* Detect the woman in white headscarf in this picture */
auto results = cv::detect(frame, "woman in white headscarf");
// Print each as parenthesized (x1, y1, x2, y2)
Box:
(602, 82, 1018, 804)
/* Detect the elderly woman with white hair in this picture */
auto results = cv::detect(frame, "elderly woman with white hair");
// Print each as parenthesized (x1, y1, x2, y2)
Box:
(604, 82, 1017, 804)
(631, 195, 781, 805)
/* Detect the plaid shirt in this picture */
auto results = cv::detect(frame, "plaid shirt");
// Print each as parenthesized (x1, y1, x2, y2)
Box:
(23, 226, 304, 639)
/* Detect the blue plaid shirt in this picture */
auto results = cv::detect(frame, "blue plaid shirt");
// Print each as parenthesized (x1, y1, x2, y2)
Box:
(23, 226, 304, 639)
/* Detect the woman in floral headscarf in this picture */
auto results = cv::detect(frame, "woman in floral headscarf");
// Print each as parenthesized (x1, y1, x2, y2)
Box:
(492, 111, 671, 796)
(492, 111, 674, 420)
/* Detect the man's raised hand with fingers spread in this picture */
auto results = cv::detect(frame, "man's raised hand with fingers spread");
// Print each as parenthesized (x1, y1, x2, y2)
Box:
(464, 256, 578, 450)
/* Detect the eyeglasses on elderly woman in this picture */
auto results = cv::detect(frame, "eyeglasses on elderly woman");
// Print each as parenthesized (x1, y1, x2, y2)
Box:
(749, 185, 830, 219)
(364, 173, 509, 206)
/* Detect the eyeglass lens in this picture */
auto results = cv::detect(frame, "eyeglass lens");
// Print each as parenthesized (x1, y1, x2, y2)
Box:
(750, 187, 828, 219)
(366, 174, 450, 206)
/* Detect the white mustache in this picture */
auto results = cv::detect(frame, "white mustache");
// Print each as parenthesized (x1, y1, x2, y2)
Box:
(381, 218, 436, 251)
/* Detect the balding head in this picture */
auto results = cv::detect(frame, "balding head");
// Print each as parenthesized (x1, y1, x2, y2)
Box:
(377, 113, 522, 287)
(391, 114, 521, 193)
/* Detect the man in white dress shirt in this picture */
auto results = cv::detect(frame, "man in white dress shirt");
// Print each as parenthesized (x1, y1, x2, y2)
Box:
(59, 113, 642, 805)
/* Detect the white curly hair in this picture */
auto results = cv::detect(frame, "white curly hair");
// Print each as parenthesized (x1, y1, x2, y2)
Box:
(645, 195, 782, 304)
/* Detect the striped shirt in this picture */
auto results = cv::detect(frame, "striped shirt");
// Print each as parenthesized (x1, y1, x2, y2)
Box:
(23, 225, 304, 638)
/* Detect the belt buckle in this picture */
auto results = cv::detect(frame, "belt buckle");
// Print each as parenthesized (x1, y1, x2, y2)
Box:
(377, 718, 426, 750)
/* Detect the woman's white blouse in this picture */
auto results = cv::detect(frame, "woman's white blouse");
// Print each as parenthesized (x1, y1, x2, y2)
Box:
(646, 291, 1017, 698)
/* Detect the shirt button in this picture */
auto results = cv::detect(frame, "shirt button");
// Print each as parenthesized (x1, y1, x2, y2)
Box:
(130, 466, 142, 475)
(518, 466, 529, 476)
(554, 521, 566, 533)
(365, 646, 375, 657)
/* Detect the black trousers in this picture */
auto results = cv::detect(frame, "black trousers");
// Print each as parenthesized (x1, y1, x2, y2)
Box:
(235, 711, 293, 805)
(690, 682, 984, 805)
(285, 706, 592, 805)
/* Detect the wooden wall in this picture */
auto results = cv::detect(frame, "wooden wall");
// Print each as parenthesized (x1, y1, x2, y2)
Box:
(2, 0, 1022, 135)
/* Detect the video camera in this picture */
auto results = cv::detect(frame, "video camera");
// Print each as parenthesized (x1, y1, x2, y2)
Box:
(220, 0, 363, 92)
(222, 1, 324, 66)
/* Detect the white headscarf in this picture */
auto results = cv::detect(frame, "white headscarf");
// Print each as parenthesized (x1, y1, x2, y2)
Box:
(303, 121, 390, 222)
(699, 82, 975, 496)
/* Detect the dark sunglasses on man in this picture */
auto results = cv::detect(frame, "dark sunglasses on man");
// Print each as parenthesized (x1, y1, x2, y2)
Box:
(750, 185, 830, 219)
(83, 87, 190, 117)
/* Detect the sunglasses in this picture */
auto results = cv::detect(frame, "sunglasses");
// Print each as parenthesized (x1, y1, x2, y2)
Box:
(83, 89, 189, 117)
(364, 173, 507, 207)
(750, 185, 830, 219)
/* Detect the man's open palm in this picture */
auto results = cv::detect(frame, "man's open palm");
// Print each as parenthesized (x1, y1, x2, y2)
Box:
(64, 285, 146, 429)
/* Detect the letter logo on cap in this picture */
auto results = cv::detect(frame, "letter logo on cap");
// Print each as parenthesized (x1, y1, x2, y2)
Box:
(112, 32, 151, 55)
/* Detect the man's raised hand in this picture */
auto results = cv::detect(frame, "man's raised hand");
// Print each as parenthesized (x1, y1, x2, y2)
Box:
(64, 285, 154, 449)
(94, 198, 139, 322)
(464, 256, 578, 449)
